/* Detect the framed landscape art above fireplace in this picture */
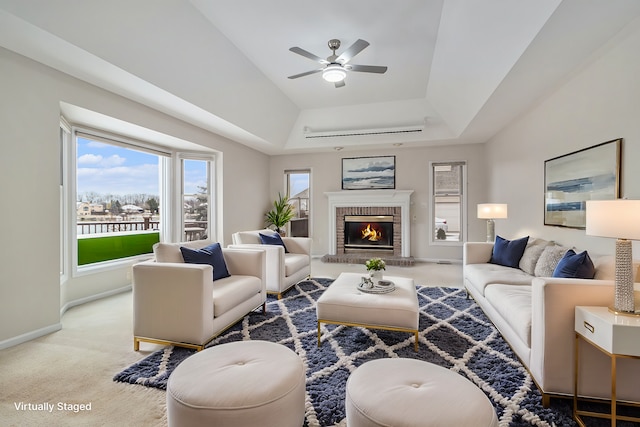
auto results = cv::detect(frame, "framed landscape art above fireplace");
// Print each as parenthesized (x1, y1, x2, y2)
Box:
(342, 156, 395, 190)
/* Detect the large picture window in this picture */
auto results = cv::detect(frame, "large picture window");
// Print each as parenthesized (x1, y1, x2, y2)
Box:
(74, 131, 165, 266)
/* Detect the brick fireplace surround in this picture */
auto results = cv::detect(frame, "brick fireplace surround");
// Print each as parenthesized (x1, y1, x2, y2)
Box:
(323, 190, 414, 266)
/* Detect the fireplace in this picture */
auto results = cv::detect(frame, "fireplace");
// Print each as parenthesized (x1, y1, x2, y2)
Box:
(344, 215, 394, 252)
(325, 190, 413, 258)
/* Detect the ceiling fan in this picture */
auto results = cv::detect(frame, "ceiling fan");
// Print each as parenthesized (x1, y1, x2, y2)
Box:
(287, 39, 388, 88)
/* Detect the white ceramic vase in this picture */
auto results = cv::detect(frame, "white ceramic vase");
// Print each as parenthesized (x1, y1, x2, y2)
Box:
(369, 270, 383, 282)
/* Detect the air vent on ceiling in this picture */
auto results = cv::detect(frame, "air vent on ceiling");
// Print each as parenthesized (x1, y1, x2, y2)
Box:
(303, 124, 424, 139)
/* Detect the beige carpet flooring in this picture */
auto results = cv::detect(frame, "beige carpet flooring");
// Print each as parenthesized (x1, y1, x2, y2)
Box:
(0, 259, 462, 427)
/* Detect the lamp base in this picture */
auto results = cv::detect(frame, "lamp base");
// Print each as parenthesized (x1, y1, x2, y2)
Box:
(613, 238, 636, 313)
(608, 306, 640, 317)
(486, 219, 495, 243)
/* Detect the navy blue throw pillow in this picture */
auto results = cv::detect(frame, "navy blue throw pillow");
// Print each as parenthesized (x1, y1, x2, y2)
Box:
(490, 235, 529, 268)
(180, 243, 230, 281)
(259, 232, 288, 253)
(552, 249, 595, 279)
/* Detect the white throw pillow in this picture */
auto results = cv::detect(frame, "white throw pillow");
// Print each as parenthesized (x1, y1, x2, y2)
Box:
(519, 238, 551, 275)
(534, 244, 571, 277)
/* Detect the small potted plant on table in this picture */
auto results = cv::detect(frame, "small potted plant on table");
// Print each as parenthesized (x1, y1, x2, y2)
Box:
(365, 257, 386, 282)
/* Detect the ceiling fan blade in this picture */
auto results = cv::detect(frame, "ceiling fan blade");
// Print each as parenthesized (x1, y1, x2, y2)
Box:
(336, 39, 369, 64)
(289, 47, 329, 64)
(334, 80, 346, 88)
(288, 69, 323, 79)
(348, 64, 388, 74)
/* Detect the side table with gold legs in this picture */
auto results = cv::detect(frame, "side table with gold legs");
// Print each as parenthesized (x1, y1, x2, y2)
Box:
(573, 306, 640, 427)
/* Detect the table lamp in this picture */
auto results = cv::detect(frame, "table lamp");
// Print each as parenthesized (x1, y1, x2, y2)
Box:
(586, 199, 640, 315)
(477, 204, 508, 243)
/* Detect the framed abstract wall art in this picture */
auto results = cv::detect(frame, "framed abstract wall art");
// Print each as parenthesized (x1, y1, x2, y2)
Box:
(342, 156, 396, 190)
(544, 138, 621, 229)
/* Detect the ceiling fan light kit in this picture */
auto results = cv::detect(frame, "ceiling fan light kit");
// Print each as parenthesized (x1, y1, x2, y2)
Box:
(322, 64, 347, 83)
(288, 38, 387, 88)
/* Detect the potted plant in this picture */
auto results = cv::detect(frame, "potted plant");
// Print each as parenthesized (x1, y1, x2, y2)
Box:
(365, 257, 386, 281)
(265, 192, 295, 236)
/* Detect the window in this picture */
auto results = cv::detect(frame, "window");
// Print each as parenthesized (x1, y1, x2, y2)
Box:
(430, 161, 466, 244)
(74, 131, 166, 267)
(181, 158, 212, 242)
(286, 169, 310, 237)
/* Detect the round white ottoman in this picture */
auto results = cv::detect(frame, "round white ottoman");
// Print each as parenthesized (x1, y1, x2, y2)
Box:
(167, 340, 306, 427)
(346, 358, 498, 427)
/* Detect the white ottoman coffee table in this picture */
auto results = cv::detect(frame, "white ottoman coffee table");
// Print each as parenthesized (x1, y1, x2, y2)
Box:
(166, 340, 306, 427)
(316, 272, 419, 350)
(346, 358, 499, 427)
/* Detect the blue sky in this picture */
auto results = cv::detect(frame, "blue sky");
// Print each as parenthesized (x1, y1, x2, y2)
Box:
(77, 138, 160, 197)
(289, 173, 309, 197)
(77, 138, 209, 198)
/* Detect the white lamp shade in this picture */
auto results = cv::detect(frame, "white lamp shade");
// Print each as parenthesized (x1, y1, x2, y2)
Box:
(322, 65, 347, 83)
(477, 203, 508, 219)
(586, 199, 640, 240)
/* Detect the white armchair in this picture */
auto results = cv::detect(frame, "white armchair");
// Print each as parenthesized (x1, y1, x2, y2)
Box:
(230, 229, 311, 299)
(132, 240, 266, 351)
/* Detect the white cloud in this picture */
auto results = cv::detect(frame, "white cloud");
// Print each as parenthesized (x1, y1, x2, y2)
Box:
(77, 154, 126, 167)
(100, 155, 126, 167)
(77, 164, 159, 195)
(78, 154, 103, 165)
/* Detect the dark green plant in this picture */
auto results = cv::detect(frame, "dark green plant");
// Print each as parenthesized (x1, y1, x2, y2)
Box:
(436, 228, 447, 240)
(265, 193, 295, 233)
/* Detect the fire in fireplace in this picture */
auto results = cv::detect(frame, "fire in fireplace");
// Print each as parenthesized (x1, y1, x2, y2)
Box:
(344, 215, 393, 252)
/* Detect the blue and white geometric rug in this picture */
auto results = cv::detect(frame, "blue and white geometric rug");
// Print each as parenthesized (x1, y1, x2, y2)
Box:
(115, 278, 606, 427)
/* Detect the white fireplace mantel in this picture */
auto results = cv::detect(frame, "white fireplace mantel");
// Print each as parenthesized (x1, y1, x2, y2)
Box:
(325, 190, 413, 257)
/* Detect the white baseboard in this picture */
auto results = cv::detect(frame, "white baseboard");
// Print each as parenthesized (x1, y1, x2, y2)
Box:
(0, 285, 132, 350)
(0, 323, 62, 350)
(60, 284, 132, 316)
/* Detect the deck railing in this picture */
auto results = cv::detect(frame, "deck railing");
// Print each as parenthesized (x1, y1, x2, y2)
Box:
(77, 219, 208, 241)
(77, 219, 160, 235)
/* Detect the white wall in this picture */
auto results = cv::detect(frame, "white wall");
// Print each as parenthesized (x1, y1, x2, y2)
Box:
(0, 47, 270, 347)
(269, 143, 488, 261)
(484, 21, 640, 255)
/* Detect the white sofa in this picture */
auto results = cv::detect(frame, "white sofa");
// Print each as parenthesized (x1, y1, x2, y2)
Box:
(230, 229, 311, 299)
(463, 239, 640, 406)
(132, 240, 266, 351)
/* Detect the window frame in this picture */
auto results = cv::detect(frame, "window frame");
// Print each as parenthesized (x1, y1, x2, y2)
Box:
(68, 127, 175, 276)
(60, 118, 71, 285)
(429, 161, 467, 246)
(285, 168, 311, 238)
(178, 153, 216, 242)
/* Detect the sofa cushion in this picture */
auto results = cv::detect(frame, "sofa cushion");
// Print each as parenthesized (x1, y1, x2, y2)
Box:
(485, 284, 532, 347)
(284, 253, 310, 277)
(553, 249, 595, 279)
(211, 275, 262, 316)
(154, 240, 213, 263)
(519, 238, 551, 275)
(490, 235, 529, 268)
(180, 243, 231, 281)
(464, 264, 533, 297)
(534, 244, 571, 277)
(259, 232, 289, 253)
